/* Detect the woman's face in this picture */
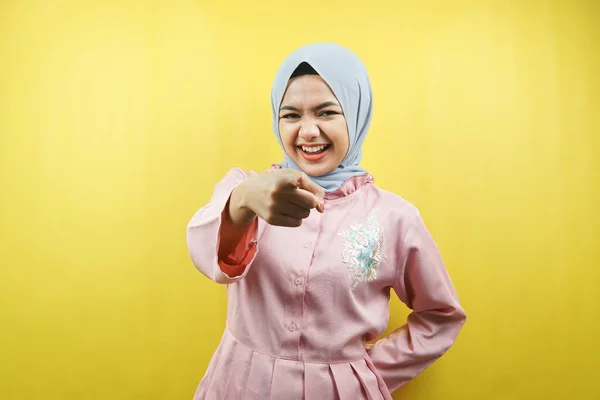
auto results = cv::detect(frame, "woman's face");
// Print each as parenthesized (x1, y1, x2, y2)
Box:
(278, 74, 349, 177)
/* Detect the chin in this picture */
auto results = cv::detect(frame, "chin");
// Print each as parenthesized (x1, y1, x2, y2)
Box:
(296, 162, 334, 177)
(287, 148, 338, 177)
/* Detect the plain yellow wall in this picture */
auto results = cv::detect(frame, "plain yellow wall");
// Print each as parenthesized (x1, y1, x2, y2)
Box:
(1, 1, 598, 399)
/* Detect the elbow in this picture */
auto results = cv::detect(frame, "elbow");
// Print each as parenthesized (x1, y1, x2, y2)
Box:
(436, 304, 467, 349)
(451, 304, 467, 336)
(458, 304, 467, 324)
(445, 306, 467, 351)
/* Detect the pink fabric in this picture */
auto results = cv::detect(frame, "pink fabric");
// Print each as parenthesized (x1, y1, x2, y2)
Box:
(217, 209, 258, 278)
(187, 167, 466, 399)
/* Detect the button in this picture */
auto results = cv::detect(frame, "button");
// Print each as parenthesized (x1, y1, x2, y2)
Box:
(303, 242, 311, 248)
(294, 277, 303, 285)
(288, 322, 297, 332)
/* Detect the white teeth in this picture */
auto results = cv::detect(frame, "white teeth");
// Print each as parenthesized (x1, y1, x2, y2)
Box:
(302, 145, 326, 153)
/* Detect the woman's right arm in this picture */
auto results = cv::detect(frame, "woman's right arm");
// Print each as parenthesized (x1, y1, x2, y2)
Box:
(186, 168, 259, 284)
(187, 167, 324, 284)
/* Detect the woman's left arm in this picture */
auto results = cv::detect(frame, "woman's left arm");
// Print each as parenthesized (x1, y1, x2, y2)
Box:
(367, 211, 467, 393)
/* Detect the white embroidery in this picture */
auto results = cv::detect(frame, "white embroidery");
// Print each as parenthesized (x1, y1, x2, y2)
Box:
(339, 208, 385, 290)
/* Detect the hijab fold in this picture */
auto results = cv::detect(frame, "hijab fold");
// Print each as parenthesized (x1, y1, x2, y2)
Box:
(270, 43, 373, 192)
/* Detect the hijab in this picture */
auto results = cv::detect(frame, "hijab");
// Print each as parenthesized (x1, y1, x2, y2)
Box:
(270, 42, 373, 192)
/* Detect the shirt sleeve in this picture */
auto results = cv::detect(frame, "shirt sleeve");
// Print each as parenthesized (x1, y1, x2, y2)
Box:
(186, 168, 259, 284)
(367, 211, 467, 392)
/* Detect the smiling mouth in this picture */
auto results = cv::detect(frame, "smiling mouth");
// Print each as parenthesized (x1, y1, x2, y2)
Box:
(297, 144, 331, 162)
(298, 144, 331, 154)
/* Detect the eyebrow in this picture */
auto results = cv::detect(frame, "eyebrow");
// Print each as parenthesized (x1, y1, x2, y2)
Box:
(279, 101, 341, 113)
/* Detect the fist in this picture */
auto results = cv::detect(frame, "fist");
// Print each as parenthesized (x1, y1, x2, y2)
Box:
(242, 168, 325, 227)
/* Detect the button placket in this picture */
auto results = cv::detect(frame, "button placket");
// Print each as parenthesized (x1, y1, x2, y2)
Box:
(281, 213, 322, 358)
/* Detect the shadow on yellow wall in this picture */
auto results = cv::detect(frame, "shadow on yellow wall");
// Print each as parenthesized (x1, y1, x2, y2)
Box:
(0, 1, 598, 399)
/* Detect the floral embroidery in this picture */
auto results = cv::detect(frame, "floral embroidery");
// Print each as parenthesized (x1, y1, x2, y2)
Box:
(339, 208, 385, 290)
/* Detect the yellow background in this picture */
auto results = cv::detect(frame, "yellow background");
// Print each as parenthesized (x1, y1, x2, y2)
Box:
(1, 1, 598, 399)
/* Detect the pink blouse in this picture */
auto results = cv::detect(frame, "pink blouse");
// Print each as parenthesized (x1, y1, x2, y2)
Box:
(187, 166, 466, 399)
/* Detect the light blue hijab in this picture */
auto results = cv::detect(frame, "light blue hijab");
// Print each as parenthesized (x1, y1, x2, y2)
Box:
(270, 42, 373, 192)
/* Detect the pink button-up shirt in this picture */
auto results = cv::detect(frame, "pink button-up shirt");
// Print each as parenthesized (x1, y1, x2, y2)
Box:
(187, 166, 466, 399)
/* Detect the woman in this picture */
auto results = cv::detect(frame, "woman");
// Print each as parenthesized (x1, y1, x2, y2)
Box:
(187, 42, 466, 399)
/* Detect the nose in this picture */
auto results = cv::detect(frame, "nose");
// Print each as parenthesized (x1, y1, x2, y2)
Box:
(299, 119, 319, 140)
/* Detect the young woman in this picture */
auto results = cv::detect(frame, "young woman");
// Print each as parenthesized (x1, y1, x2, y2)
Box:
(187, 42, 466, 399)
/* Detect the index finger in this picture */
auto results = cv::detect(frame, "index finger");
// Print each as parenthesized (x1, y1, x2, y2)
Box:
(297, 174, 325, 203)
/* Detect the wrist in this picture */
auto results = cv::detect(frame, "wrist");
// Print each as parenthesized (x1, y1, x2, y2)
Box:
(231, 179, 250, 212)
(229, 181, 256, 227)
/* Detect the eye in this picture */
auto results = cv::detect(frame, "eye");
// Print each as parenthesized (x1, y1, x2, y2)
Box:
(280, 113, 300, 119)
(319, 110, 339, 117)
